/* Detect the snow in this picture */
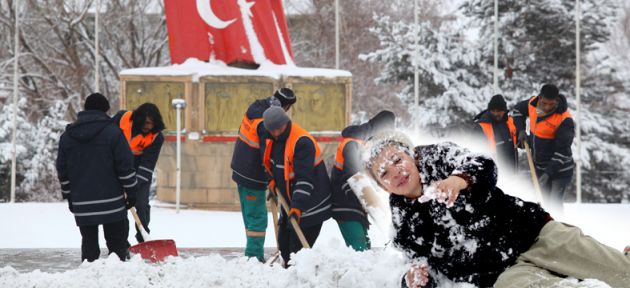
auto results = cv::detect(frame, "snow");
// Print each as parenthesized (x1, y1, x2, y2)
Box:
(1, 200, 628, 287)
(119, 58, 352, 82)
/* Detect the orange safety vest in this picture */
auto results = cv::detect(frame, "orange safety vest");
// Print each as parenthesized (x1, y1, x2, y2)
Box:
(237, 113, 263, 149)
(527, 97, 572, 140)
(263, 123, 324, 200)
(333, 138, 363, 170)
(479, 117, 516, 153)
(119, 111, 157, 156)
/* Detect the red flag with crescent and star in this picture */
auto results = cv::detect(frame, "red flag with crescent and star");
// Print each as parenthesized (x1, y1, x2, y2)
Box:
(164, 0, 295, 66)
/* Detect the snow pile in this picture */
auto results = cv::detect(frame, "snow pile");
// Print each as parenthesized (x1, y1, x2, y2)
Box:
(0, 240, 409, 288)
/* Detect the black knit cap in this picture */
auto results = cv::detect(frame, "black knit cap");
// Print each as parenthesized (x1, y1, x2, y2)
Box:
(84, 93, 110, 112)
(488, 94, 507, 111)
(539, 84, 559, 100)
(273, 88, 296, 107)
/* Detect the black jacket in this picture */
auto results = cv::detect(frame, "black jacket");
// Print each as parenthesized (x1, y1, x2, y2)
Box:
(56, 110, 139, 226)
(390, 142, 550, 287)
(264, 122, 332, 228)
(112, 110, 164, 185)
(512, 95, 575, 178)
(472, 110, 518, 171)
(230, 98, 273, 189)
(330, 125, 370, 228)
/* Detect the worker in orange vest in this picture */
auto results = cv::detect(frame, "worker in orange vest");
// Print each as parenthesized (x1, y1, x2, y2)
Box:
(331, 110, 395, 251)
(231, 88, 296, 262)
(261, 106, 332, 265)
(113, 103, 165, 243)
(512, 84, 575, 212)
(472, 94, 518, 172)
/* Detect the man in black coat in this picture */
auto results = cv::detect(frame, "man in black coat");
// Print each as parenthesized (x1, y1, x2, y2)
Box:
(331, 110, 395, 251)
(112, 103, 165, 243)
(364, 132, 630, 287)
(231, 88, 296, 262)
(56, 93, 138, 262)
(472, 94, 518, 172)
(512, 84, 574, 212)
(261, 107, 332, 265)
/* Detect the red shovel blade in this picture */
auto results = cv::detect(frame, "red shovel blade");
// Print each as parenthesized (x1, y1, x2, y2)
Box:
(129, 239, 178, 263)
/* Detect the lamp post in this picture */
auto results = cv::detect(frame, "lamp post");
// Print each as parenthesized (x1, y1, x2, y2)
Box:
(171, 99, 186, 213)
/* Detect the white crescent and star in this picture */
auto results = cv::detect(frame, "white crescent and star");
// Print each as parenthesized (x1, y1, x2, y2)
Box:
(196, 0, 236, 29)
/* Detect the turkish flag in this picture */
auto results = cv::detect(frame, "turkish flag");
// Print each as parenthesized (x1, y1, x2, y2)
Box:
(164, 0, 294, 65)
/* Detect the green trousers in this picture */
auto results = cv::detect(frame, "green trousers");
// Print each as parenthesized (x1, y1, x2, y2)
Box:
(238, 186, 268, 262)
(495, 221, 630, 287)
(338, 220, 370, 251)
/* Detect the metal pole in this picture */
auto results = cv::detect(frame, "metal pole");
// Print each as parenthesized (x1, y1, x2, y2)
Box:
(10, 0, 20, 203)
(95, 0, 100, 92)
(335, 0, 339, 69)
(413, 0, 419, 107)
(493, 0, 498, 93)
(175, 107, 181, 213)
(172, 98, 185, 213)
(575, 0, 582, 203)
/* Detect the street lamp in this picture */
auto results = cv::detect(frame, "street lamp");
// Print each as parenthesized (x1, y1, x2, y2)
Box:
(171, 98, 186, 213)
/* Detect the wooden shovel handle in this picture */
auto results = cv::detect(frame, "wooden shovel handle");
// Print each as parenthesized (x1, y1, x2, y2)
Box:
(130, 206, 151, 242)
(268, 191, 280, 248)
(524, 141, 544, 205)
(273, 189, 310, 248)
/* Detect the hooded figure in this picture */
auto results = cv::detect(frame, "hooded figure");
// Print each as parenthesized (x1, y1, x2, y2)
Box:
(56, 93, 138, 262)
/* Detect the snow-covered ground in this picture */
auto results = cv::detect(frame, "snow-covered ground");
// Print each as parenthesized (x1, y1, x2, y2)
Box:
(1, 201, 628, 287)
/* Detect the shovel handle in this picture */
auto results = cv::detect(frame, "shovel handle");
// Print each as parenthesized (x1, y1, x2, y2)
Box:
(273, 189, 310, 249)
(268, 191, 280, 249)
(130, 207, 152, 242)
(524, 141, 544, 205)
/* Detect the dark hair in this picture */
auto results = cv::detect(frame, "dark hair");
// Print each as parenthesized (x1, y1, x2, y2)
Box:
(131, 103, 165, 133)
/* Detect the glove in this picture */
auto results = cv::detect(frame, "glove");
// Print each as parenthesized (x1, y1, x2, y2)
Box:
(288, 208, 301, 224)
(67, 195, 74, 213)
(125, 193, 137, 209)
(538, 173, 550, 187)
(517, 131, 528, 147)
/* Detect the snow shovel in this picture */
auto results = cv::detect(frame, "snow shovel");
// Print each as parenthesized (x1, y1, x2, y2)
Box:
(128, 207, 178, 262)
(272, 188, 310, 248)
(265, 190, 281, 266)
(524, 141, 545, 205)
(348, 173, 391, 234)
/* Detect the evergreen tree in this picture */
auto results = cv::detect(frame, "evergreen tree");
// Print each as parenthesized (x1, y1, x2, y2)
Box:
(361, 15, 490, 135)
(364, 0, 629, 201)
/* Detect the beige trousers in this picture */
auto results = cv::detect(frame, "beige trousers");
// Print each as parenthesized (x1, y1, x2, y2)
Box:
(494, 221, 630, 288)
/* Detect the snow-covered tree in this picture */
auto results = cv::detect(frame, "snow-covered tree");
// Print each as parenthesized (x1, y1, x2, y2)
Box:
(361, 14, 490, 135)
(0, 0, 167, 201)
(363, 0, 630, 201)
(462, 0, 629, 202)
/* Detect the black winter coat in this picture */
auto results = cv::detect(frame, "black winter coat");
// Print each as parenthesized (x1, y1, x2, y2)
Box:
(512, 95, 575, 178)
(230, 98, 273, 189)
(330, 125, 370, 228)
(264, 122, 332, 228)
(472, 110, 518, 171)
(56, 110, 139, 226)
(390, 142, 550, 287)
(113, 110, 164, 185)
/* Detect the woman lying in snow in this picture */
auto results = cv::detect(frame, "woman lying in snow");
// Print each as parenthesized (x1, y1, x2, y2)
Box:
(364, 132, 630, 288)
